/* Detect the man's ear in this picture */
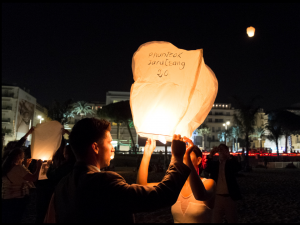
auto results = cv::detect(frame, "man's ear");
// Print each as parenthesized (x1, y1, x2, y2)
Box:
(92, 142, 99, 154)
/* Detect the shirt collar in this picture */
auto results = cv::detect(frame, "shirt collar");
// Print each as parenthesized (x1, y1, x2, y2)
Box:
(86, 164, 101, 173)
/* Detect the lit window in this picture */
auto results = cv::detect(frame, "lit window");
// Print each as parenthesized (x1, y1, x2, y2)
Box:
(222, 105, 224, 107)
(92, 106, 93, 109)
(213, 104, 214, 107)
(226, 105, 228, 107)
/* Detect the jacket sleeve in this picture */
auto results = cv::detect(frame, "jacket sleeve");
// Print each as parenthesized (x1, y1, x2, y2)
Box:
(47, 163, 73, 185)
(228, 156, 242, 173)
(15, 137, 27, 148)
(105, 161, 190, 213)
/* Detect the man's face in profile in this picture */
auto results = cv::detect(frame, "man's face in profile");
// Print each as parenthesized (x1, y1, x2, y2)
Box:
(97, 131, 115, 169)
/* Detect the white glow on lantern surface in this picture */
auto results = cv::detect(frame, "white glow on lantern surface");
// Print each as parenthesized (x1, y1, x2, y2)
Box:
(158, 136, 167, 144)
(140, 106, 176, 137)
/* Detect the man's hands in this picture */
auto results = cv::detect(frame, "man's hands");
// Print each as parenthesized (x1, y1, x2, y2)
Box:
(47, 160, 52, 166)
(171, 134, 186, 163)
(62, 128, 70, 135)
(144, 138, 156, 157)
(25, 158, 32, 168)
(36, 159, 43, 168)
(182, 137, 194, 166)
(183, 137, 194, 150)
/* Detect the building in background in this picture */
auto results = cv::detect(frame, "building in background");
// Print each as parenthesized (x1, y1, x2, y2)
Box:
(105, 91, 137, 152)
(64, 92, 136, 152)
(106, 91, 130, 105)
(2, 85, 36, 146)
(33, 103, 50, 127)
(287, 103, 300, 152)
(6, 84, 297, 153)
(192, 103, 235, 150)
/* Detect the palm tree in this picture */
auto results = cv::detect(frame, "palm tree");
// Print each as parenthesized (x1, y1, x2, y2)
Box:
(230, 126, 243, 152)
(72, 101, 95, 119)
(267, 110, 300, 153)
(265, 121, 283, 158)
(48, 99, 74, 125)
(250, 126, 265, 148)
(97, 100, 135, 152)
(231, 95, 262, 171)
(217, 129, 232, 149)
(196, 123, 210, 150)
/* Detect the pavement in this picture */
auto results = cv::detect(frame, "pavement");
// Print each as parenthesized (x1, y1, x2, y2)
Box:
(20, 168, 300, 223)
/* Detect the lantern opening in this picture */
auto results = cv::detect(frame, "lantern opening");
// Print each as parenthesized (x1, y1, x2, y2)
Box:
(158, 135, 167, 144)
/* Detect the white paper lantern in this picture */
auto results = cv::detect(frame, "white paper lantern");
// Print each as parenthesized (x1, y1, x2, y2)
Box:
(130, 41, 218, 143)
(31, 121, 63, 160)
(247, 26, 255, 37)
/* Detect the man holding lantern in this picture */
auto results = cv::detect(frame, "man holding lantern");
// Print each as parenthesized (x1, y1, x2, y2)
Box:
(52, 118, 191, 223)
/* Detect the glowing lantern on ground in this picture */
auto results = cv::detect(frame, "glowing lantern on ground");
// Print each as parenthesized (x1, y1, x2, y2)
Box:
(31, 121, 63, 160)
(247, 26, 255, 37)
(130, 41, 218, 143)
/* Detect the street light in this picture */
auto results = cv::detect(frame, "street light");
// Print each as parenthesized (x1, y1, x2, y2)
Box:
(223, 121, 230, 145)
(37, 115, 44, 124)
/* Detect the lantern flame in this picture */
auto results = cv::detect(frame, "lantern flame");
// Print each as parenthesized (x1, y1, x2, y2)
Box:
(247, 26, 255, 37)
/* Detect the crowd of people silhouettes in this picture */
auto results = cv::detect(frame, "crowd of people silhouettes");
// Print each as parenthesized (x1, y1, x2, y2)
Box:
(2, 117, 242, 223)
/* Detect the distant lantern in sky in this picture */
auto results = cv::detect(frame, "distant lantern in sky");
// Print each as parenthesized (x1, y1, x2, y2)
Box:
(31, 121, 63, 160)
(247, 26, 255, 37)
(130, 41, 218, 143)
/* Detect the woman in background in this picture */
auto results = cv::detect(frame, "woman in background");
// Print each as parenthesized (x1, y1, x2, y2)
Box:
(2, 147, 42, 223)
(137, 136, 216, 223)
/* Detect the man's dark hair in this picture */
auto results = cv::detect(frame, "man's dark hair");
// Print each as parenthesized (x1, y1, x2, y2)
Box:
(69, 118, 111, 159)
(218, 144, 229, 152)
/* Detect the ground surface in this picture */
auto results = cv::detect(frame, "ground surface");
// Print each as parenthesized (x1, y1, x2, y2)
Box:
(21, 168, 300, 223)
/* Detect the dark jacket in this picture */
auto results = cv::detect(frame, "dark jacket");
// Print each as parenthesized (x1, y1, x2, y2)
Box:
(47, 161, 75, 187)
(205, 155, 242, 200)
(54, 161, 190, 223)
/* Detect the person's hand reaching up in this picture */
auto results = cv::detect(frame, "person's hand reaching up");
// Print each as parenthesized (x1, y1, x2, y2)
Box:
(144, 138, 156, 157)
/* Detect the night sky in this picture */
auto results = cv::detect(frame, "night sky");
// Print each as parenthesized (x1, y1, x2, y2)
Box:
(2, 3, 300, 110)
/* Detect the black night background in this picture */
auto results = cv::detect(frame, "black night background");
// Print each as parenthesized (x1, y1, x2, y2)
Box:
(2, 3, 300, 110)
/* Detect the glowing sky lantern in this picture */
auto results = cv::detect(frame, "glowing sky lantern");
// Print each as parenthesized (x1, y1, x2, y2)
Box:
(31, 121, 63, 160)
(247, 26, 255, 37)
(130, 41, 218, 143)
